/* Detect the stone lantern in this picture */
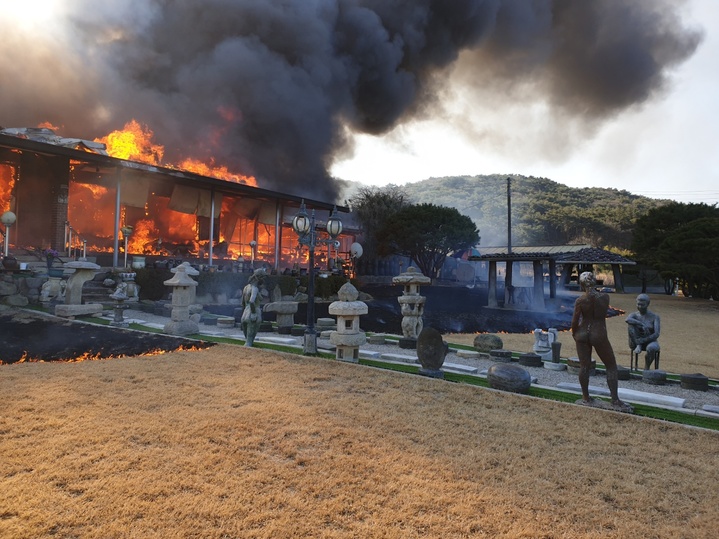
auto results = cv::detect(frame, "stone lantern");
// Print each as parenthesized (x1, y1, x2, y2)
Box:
(392, 266, 431, 349)
(163, 264, 199, 336)
(328, 281, 367, 363)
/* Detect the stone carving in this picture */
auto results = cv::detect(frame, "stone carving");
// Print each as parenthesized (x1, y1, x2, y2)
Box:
(392, 266, 431, 348)
(626, 293, 661, 370)
(416, 327, 448, 378)
(109, 282, 129, 327)
(571, 272, 633, 412)
(40, 277, 66, 303)
(240, 268, 265, 347)
(63, 261, 101, 305)
(473, 334, 503, 353)
(532, 328, 558, 361)
(328, 281, 368, 362)
(263, 284, 299, 334)
(487, 363, 531, 394)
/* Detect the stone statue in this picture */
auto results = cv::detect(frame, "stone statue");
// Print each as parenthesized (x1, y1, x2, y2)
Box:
(626, 293, 661, 369)
(571, 271, 632, 412)
(241, 269, 265, 347)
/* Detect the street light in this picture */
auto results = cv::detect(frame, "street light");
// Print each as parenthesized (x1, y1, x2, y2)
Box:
(292, 200, 343, 355)
(1, 211, 17, 258)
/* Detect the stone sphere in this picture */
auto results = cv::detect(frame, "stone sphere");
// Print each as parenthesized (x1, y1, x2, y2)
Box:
(487, 363, 532, 394)
(473, 334, 503, 353)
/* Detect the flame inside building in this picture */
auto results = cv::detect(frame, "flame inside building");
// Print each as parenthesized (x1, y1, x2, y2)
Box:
(0, 124, 352, 271)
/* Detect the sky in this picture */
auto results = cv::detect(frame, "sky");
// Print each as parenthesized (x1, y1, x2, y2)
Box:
(330, 0, 719, 206)
(1, 1, 716, 206)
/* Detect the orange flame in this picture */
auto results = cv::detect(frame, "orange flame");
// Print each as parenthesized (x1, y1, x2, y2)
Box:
(178, 158, 257, 186)
(95, 120, 164, 164)
(0, 346, 206, 366)
(96, 119, 257, 187)
(0, 163, 15, 213)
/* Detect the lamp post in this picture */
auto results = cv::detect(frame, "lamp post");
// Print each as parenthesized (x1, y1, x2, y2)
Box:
(292, 200, 343, 355)
(1, 211, 17, 258)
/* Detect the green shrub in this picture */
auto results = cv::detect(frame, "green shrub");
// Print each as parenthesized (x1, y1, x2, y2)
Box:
(298, 274, 355, 299)
(195, 272, 247, 300)
(134, 268, 173, 300)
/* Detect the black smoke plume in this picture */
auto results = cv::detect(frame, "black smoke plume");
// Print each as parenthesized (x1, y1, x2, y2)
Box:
(0, 0, 702, 200)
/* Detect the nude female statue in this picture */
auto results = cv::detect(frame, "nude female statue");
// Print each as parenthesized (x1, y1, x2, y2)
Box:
(571, 271, 632, 412)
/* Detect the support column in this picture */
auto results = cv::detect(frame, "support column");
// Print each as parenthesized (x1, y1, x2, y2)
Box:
(548, 259, 557, 299)
(112, 168, 121, 269)
(612, 264, 625, 293)
(274, 200, 282, 273)
(504, 260, 514, 306)
(488, 260, 498, 308)
(532, 259, 546, 311)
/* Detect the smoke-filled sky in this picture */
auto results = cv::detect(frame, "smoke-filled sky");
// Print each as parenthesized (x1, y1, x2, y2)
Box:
(1, 0, 715, 204)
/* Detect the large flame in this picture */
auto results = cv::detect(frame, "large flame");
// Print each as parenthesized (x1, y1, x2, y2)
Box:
(0, 163, 15, 213)
(95, 120, 164, 164)
(95, 119, 257, 186)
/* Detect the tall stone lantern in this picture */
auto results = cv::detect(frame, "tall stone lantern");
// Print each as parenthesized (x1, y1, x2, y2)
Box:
(163, 264, 199, 336)
(392, 266, 431, 349)
(328, 281, 368, 363)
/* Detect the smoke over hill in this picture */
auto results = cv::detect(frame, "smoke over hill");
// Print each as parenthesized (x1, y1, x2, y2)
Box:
(0, 1, 702, 200)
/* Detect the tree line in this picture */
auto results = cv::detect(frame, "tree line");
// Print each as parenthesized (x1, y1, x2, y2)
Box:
(349, 176, 718, 298)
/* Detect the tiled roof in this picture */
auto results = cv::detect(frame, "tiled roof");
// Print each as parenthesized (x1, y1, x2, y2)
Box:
(468, 245, 635, 265)
(555, 247, 635, 265)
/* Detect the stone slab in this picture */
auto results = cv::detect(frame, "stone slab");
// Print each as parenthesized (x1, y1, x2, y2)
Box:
(543, 361, 567, 371)
(442, 362, 479, 374)
(380, 352, 418, 364)
(54, 303, 104, 318)
(702, 404, 719, 414)
(359, 350, 382, 359)
(557, 382, 685, 408)
(456, 350, 480, 359)
(256, 336, 300, 345)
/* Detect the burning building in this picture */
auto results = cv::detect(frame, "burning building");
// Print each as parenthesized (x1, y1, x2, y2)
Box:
(0, 127, 352, 272)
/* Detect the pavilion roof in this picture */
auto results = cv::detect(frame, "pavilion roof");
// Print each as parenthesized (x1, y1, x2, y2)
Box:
(468, 244, 635, 265)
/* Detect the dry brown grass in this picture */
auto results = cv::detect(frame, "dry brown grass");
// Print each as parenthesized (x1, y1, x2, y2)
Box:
(2, 313, 719, 539)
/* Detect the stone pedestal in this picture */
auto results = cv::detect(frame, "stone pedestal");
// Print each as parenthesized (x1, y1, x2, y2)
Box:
(63, 261, 101, 305)
(567, 357, 596, 376)
(489, 349, 513, 363)
(680, 373, 709, 391)
(642, 369, 667, 386)
(328, 282, 367, 363)
(263, 300, 299, 331)
(518, 353, 542, 368)
(163, 265, 199, 336)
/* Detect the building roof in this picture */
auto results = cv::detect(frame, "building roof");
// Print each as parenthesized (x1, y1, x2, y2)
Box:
(0, 130, 346, 214)
(468, 244, 635, 265)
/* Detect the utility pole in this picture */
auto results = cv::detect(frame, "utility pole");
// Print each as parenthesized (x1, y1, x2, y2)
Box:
(507, 177, 512, 254)
(505, 177, 513, 306)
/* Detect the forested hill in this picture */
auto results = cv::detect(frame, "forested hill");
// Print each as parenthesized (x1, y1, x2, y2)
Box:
(400, 175, 669, 251)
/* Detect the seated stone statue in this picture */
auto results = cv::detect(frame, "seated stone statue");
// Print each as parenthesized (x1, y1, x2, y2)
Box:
(626, 293, 661, 369)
